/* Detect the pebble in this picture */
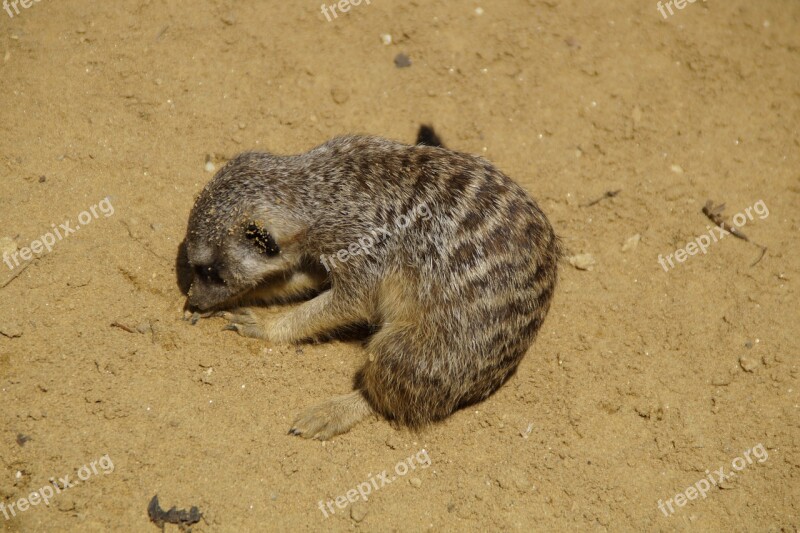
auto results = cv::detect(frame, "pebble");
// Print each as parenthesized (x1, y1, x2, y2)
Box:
(0, 237, 17, 256)
(385, 435, 400, 450)
(0, 321, 23, 339)
(394, 53, 411, 68)
(331, 88, 349, 105)
(739, 354, 760, 372)
(204, 160, 216, 173)
(57, 494, 77, 512)
(520, 423, 534, 438)
(380, 33, 392, 45)
(410, 477, 422, 488)
(622, 234, 641, 252)
(567, 253, 596, 271)
(350, 501, 368, 522)
(670, 164, 684, 174)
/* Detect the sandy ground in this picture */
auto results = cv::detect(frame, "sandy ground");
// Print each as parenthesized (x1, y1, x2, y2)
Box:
(1, 0, 798, 531)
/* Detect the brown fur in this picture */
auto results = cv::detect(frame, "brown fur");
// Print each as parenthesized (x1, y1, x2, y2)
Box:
(183, 129, 560, 439)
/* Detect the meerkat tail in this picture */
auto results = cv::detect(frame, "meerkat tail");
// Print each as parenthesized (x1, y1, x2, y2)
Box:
(416, 124, 445, 147)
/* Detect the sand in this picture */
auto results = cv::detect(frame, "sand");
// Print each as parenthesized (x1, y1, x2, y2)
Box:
(0, 0, 798, 531)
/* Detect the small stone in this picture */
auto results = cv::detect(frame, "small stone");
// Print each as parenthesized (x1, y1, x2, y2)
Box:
(135, 322, 151, 334)
(670, 164, 684, 174)
(380, 33, 392, 45)
(520, 423, 534, 438)
(0, 237, 17, 257)
(350, 501, 368, 522)
(622, 234, 641, 252)
(568, 254, 596, 271)
(38, 175, 46, 183)
(475, 7, 484, 15)
(331, 88, 349, 105)
(394, 53, 411, 68)
(0, 321, 23, 339)
(739, 354, 759, 372)
(410, 477, 422, 488)
(57, 494, 77, 512)
(204, 160, 216, 173)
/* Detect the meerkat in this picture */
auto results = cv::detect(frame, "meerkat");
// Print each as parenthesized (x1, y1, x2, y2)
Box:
(183, 126, 560, 440)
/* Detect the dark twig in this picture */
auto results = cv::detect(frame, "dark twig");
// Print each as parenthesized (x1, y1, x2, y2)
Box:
(0, 261, 30, 289)
(750, 245, 768, 267)
(582, 189, 621, 207)
(702, 200, 749, 241)
(110, 321, 137, 334)
(702, 200, 768, 267)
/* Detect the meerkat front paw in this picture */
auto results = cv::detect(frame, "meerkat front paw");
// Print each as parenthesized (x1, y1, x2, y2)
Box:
(221, 309, 271, 340)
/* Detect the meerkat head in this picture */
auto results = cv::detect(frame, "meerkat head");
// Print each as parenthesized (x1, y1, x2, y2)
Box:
(184, 155, 308, 311)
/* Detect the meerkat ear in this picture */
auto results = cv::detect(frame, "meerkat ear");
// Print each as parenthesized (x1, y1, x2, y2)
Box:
(245, 223, 280, 256)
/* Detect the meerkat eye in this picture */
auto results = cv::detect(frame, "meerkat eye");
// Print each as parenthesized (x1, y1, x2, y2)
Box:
(245, 224, 280, 256)
(194, 264, 224, 284)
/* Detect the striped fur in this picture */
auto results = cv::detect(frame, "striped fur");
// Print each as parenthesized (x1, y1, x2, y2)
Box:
(184, 130, 559, 438)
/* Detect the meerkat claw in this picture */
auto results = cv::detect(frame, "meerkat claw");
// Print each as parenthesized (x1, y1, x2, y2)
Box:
(221, 310, 269, 339)
(184, 310, 223, 325)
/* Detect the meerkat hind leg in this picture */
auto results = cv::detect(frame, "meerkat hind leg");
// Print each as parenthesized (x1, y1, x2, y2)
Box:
(290, 390, 374, 440)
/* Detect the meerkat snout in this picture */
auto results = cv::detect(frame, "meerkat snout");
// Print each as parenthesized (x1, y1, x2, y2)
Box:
(186, 221, 285, 311)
